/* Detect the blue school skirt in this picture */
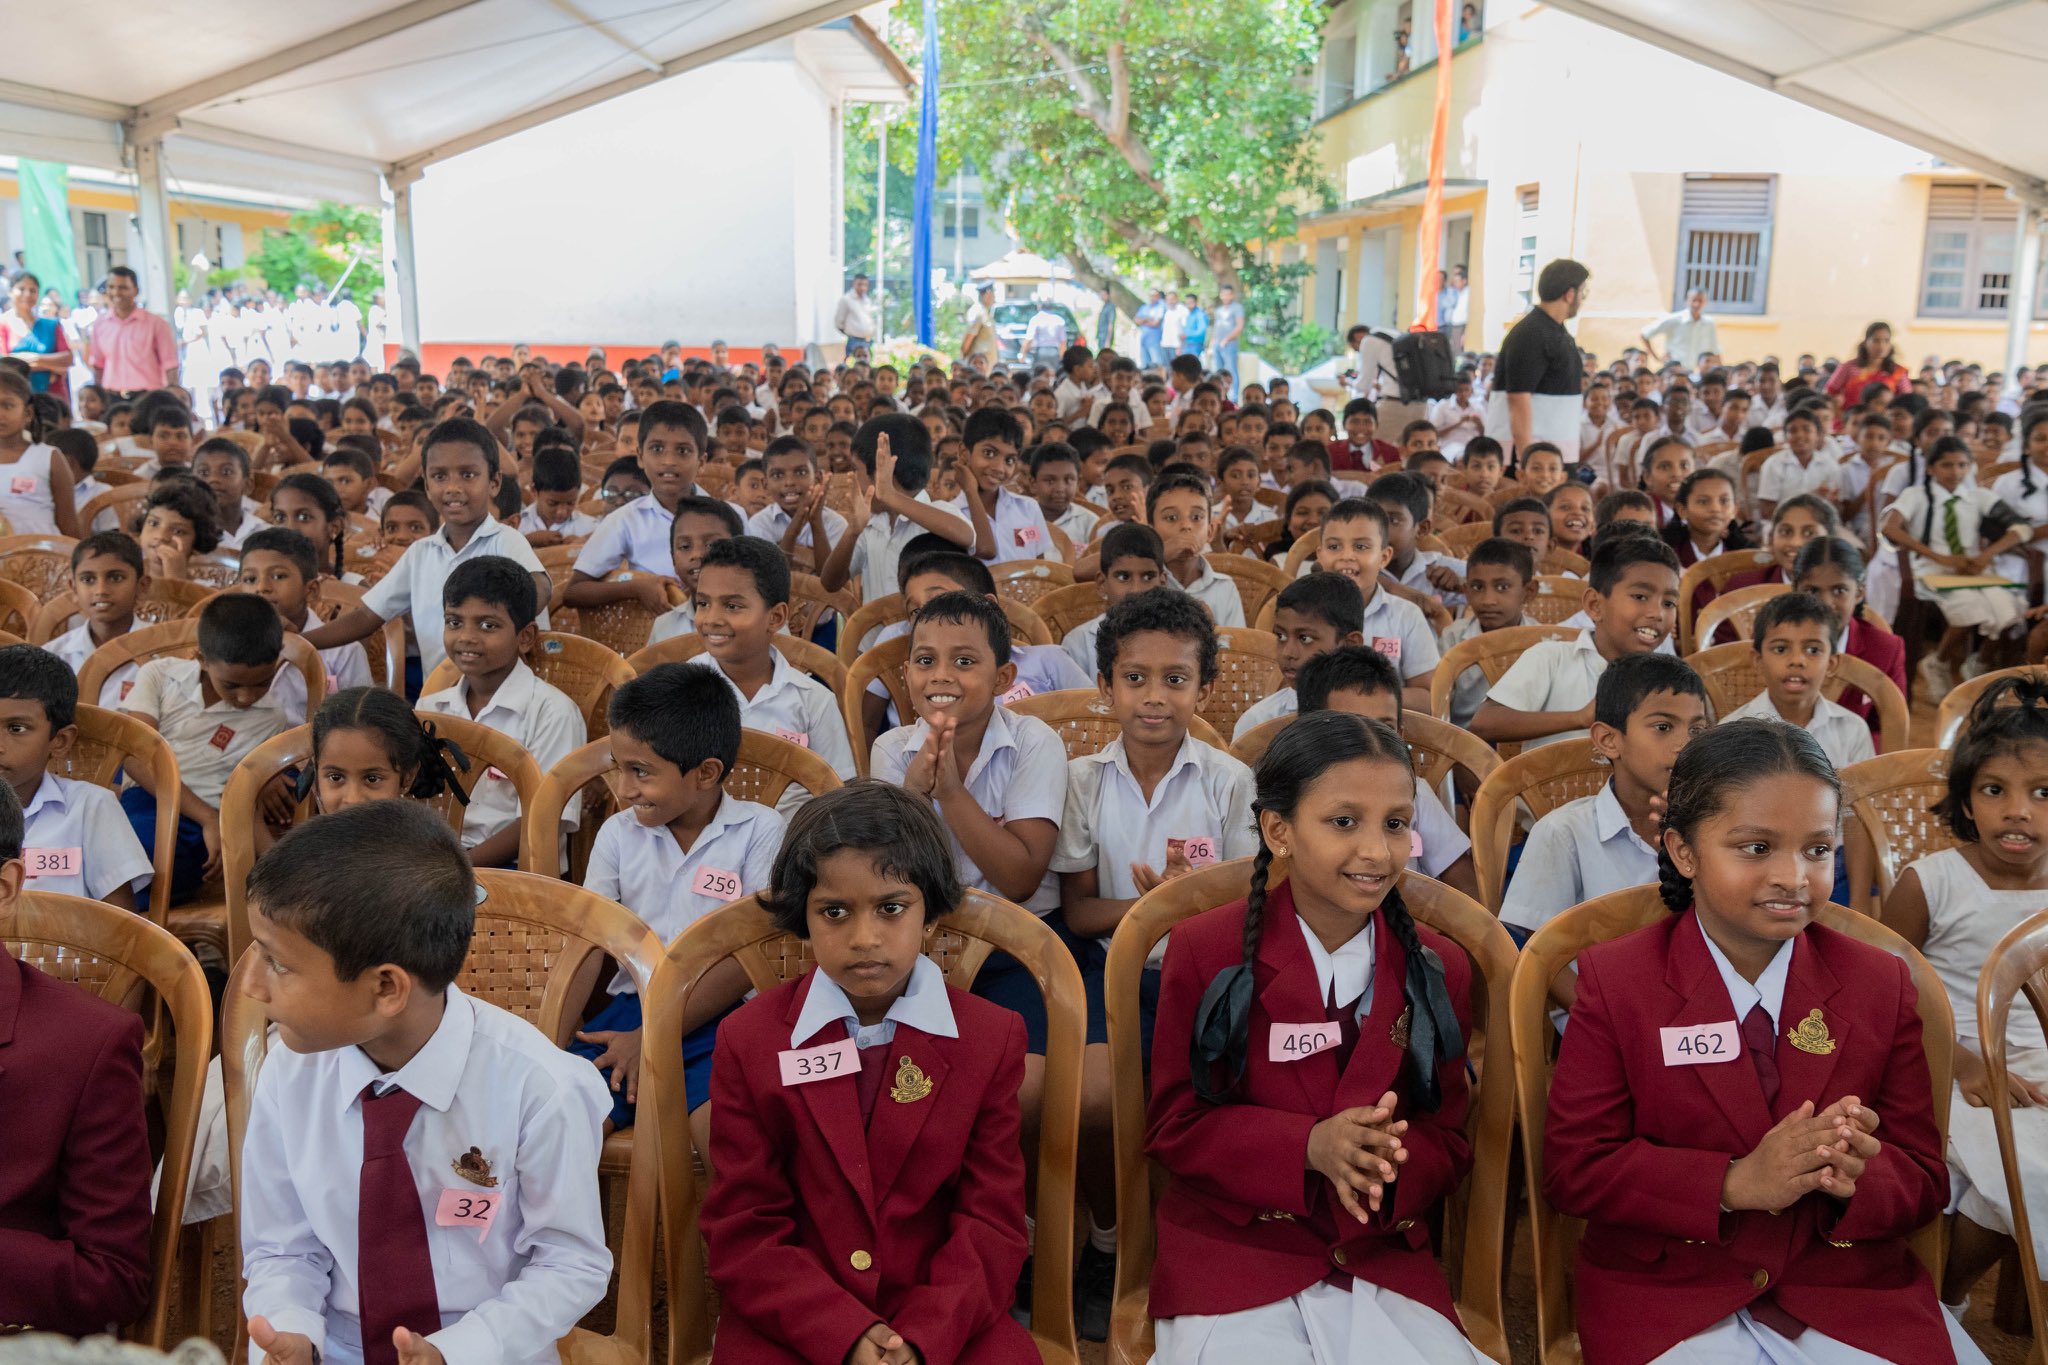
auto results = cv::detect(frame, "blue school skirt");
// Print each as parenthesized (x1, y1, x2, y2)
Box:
(567, 992, 729, 1129)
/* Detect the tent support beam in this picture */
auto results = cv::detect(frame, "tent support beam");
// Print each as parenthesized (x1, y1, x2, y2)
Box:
(2009, 205, 2043, 377)
(130, 140, 178, 314)
(386, 171, 423, 357)
(1771, 0, 2032, 86)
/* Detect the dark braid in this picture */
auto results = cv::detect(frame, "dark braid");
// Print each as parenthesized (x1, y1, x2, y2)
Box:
(1657, 720, 1841, 914)
(1376, 882, 1464, 1111)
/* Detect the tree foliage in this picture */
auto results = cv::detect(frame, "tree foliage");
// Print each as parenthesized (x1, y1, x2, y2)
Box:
(247, 201, 383, 294)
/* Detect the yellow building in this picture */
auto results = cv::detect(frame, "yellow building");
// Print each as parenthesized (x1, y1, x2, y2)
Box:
(0, 159, 295, 300)
(1288, 0, 2048, 370)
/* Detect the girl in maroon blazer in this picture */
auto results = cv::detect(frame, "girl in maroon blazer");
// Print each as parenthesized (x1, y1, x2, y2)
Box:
(1793, 537, 1907, 743)
(1543, 721, 1988, 1365)
(701, 782, 1034, 1365)
(1145, 711, 1489, 1363)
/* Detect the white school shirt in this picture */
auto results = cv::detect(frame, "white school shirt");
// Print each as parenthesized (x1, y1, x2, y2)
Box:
(302, 608, 372, 694)
(1000, 642, 1094, 701)
(1298, 912, 1374, 1018)
(418, 661, 587, 849)
(706, 650, 857, 809)
(1086, 393, 1148, 434)
(869, 705, 1067, 913)
(745, 502, 848, 551)
(361, 516, 551, 673)
(1062, 615, 1105, 680)
(1755, 448, 1842, 506)
(1438, 612, 1540, 727)
(217, 507, 269, 552)
(792, 954, 957, 1051)
(0, 443, 59, 534)
(952, 485, 1055, 565)
(21, 772, 152, 901)
(517, 505, 598, 540)
(582, 793, 783, 992)
(1389, 549, 1467, 611)
(1215, 499, 1278, 533)
(48, 618, 141, 707)
(570, 493, 685, 580)
(1700, 912, 1794, 1033)
(1723, 689, 1874, 771)
(239, 987, 612, 1365)
(1050, 735, 1259, 947)
(1173, 556, 1246, 628)
(1889, 481, 2003, 580)
(643, 600, 695, 646)
(846, 491, 965, 605)
(122, 656, 299, 807)
(1050, 501, 1099, 545)
(1358, 582, 1440, 680)
(1409, 772, 1470, 881)
(1499, 781, 1660, 933)
(1053, 376, 1107, 420)
(1233, 685, 1297, 740)
(1487, 629, 1609, 750)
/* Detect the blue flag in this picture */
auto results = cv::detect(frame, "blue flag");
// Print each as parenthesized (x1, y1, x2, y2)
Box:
(911, 0, 940, 346)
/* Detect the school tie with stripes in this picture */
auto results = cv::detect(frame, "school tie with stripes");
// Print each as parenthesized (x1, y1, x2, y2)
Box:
(1943, 495, 1963, 556)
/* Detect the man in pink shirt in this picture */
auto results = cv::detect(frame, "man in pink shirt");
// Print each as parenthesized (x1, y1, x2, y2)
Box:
(89, 267, 179, 397)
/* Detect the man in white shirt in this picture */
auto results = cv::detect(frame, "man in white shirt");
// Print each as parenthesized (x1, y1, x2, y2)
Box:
(1024, 302, 1068, 371)
(832, 274, 877, 357)
(1160, 292, 1187, 356)
(1639, 290, 1721, 371)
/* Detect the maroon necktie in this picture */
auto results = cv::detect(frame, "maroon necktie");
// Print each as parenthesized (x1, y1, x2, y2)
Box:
(1325, 988, 1361, 1075)
(854, 1043, 890, 1127)
(1737, 1005, 1806, 1337)
(357, 1085, 441, 1365)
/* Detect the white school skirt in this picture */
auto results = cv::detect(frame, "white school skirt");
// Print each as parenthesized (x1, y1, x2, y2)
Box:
(1154, 1278, 1489, 1365)
(1648, 1305, 1988, 1365)
(1947, 1061, 2048, 1265)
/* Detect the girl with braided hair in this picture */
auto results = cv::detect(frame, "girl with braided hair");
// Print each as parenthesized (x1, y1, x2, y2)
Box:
(1546, 720, 1984, 1364)
(1884, 674, 2048, 1318)
(1143, 710, 1486, 1363)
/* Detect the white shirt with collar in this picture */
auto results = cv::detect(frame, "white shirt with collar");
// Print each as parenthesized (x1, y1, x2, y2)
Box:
(1296, 913, 1375, 1019)
(1050, 500, 1101, 545)
(1086, 393, 1149, 433)
(952, 485, 1054, 565)
(1756, 449, 1842, 506)
(1358, 582, 1440, 680)
(1053, 377, 1107, 421)
(1172, 556, 1246, 628)
(302, 607, 372, 694)
(121, 656, 300, 807)
(239, 987, 613, 1365)
(1233, 686, 1297, 740)
(517, 504, 598, 540)
(746, 501, 848, 551)
(583, 791, 783, 991)
(418, 661, 587, 850)
(1389, 549, 1467, 611)
(643, 600, 695, 647)
(847, 491, 967, 605)
(48, 619, 142, 707)
(22, 771, 152, 901)
(218, 507, 269, 552)
(1724, 689, 1874, 771)
(1062, 615, 1105, 681)
(1499, 780, 1660, 933)
(570, 494, 687, 581)
(1050, 736, 1259, 947)
(705, 650, 857, 811)
(1697, 912, 1795, 1032)
(1439, 612, 1541, 727)
(1487, 629, 1613, 750)
(791, 954, 958, 1051)
(869, 705, 1067, 913)
(361, 516, 551, 674)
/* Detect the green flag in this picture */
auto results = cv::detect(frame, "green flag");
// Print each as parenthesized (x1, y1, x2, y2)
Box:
(18, 160, 82, 307)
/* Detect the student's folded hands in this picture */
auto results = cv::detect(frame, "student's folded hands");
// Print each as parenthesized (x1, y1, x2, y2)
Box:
(1307, 1091, 1408, 1223)
(847, 1322, 919, 1365)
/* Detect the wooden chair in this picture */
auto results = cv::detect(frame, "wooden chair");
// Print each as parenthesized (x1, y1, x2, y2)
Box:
(524, 729, 842, 882)
(536, 541, 584, 581)
(1840, 749, 1958, 919)
(5, 890, 212, 1347)
(181, 552, 243, 589)
(1428, 624, 1580, 723)
(644, 889, 1088, 1365)
(991, 557, 1075, 609)
(1102, 860, 1516, 1363)
(839, 592, 910, 665)
(1693, 581, 1787, 648)
(1202, 626, 1283, 741)
(626, 631, 849, 698)
(78, 617, 326, 721)
(1006, 687, 1227, 761)
(422, 631, 636, 739)
(30, 576, 215, 643)
(222, 871, 665, 1365)
(1436, 486, 1494, 529)
(843, 636, 913, 775)
(306, 579, 407, 693)
(0, 531, 79, 599)
(1935, 665, 2048, 748)
(1204, 552, 1291, 625)
(1526, 574, 1590, 625)
(1511, 885, 1954, 1364)
(1677, 548, 1777, 653)
(57, 705, 182, 932)
(559, 569, 684, 658)
(1539, 547, 1590, 578)
(78, 482, 148, 534)
(1033, 581, 1107, 643)
(790, 571, 857, 643)
(1438, 520, 1495, 557)
(1226, 710, 1501, 797)
(1686, 642, 1911, 751)
(1220, 517, 1289, 559)
(0, 575, 35, 637)
(1977, 908, 2048, 1365)
(1048, 521, 1076, 564)
(1469, 739, 1607, 913)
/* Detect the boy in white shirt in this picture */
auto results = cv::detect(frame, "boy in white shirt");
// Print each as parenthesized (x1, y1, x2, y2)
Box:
(818, 414, 981, 605)
(1310, 498, 1439, 710)
(1755, 407, 1842, 521)
(1723, 593, 1874, 772)
(240, 801, 612, 1365)
(416, 557, 587, 869)
(49, 532, 149, 708)
(1231, 572, 1364, 739)
(745, 435, 847, 560)
(235, 529, 374, 694)
(1030, 442, 1099, 546)
(193, 438, 267, 550)
(641, 498, 742, 649)
(1064, 524, 1169, 680)
(0, 645, 152, 910)
(517, 447, 599, 546)
(1148, 469, 1244, 628)
(952, 407, 1053, 565)
(1439, 538, 1539, 728)
(570, 663, 782, 1151)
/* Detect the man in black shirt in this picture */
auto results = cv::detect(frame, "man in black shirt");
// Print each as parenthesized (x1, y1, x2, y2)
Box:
(1495, 258, 1590, 464)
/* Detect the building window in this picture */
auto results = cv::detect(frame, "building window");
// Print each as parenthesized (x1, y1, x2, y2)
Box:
(1320, 26, 1357, 115)
(1918, 181, 2043, 319)
(1513, 187, 1538, 309)
(943, 206, 980, 239)
(1675, 176, 1773, 314)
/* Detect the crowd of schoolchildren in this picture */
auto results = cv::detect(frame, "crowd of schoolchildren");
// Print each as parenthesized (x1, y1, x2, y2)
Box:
(4, 279, 2048, 1365)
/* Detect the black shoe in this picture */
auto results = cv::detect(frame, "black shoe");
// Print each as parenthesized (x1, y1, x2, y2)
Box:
(1010, 1254, 1033, 1329)
(1074, 1241, 1115, 1342)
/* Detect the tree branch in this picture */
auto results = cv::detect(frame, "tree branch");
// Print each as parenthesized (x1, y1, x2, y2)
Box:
(1107, 218, 1209, 283)
(1024, 23, 1166, 196)
(1061, 251, 1143, 319)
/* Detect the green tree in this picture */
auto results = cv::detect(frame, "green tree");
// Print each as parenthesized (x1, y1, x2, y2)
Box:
(248, 201, 383, 294)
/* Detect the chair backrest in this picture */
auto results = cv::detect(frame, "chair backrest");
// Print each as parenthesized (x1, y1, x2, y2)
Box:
(1203, 626, 1283, 739)
(1203, 552, 1291, 624)
(1428, 624, 1580, 722)
(838, 592, 910, 665)
(523, 730, 843, 878)
(790, 571, 857, 642)
(843, 635, 912, 776)
(565, 569, 683, 657)
(1686, 642, 1910, 755)
(0, 575, 35, 636)
(1227, 710, 1499, 795)
(222, 871, 665, 1365)
(33, 576, 219, 642)
(1977, 908, 2048, 1359)
(1436, 486, 1493, 529)
(1511, 886, 1953, 1363)
(1279, 529, 1318, 578)
(421, 631, 636, 739)
(182, 552, 243, 588)
(1526, 574, 1589, 625)
(6, 891, 212, 1347)
(1047, 520, 1076, 564)
(77, 616, 326, 715)
(1539, 547, 1589, 578)
(625, 630, 850, 699)
(307, 578, 407, 693)
(0, 532, 80, 599)
(1678, 548, 1776, 652)
(1438, 520, 1494, 557)
(644, 890, 1087, 1363)
(78, 482, 148, 534)
(1841, 749, 1958, 911)
(1470, 738, 1607, 912)
(1934, 664, 2048, 747)
(1102, 860, 1516, 1363)
(55, 704, 183, 930)
(1033, 581, 1106, 644)
(1006, 687, 1227, 760)
(535, 542, 582, 579)
(1694, 581, 1787, 650)
(991, 557, 1075, 608)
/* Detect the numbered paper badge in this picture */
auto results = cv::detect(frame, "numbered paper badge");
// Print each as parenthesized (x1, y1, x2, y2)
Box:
(691, 864, 742, 900)
(1269, 1021, 1343, 1063)
(435, 1187, 501, 1240)
(773, 727, 811, 749)
(1168, 836, 1218, 869)
(1660, 1021, 1740, 1067)
(23, 846, 81, 879)
(779, 1037, 859, 1087)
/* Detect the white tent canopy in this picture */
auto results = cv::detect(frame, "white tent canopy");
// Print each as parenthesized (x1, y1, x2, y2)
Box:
(0, 0, 884, 343)
(1546, 0, 2048, 369)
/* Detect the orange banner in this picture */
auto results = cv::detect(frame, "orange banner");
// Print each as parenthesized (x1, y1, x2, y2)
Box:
(1415, 0, 1455, 331)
